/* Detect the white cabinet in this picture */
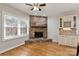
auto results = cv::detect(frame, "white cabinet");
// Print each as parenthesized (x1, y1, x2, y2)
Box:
(59, 35, 78, 47)
(59, 15, 77, 47)
(58, 36, 64, 45)
(59, 15, 76, 28)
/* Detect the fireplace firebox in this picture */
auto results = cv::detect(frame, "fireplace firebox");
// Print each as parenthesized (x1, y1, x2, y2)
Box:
(35, 32, 43, 38)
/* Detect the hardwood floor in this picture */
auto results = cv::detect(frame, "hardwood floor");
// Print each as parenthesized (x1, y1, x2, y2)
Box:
(0, 42, 76, 56)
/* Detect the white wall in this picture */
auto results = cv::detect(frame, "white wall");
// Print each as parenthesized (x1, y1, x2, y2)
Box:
(0, 4, 29, 53)
(48, 16, 59, 42)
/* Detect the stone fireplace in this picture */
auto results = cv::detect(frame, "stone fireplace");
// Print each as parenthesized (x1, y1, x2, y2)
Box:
(30, 15, 47, 39)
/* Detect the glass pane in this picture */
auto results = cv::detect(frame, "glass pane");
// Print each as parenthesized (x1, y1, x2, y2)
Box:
(20, 28, 27, 35)
(6, 16, 17, 27)
(5, 15, 18, 37)
(6, 27, 17, 36)
(60, 18, 62, 27)
(64, 22, 71, 27)
(73, 16, 76, 27)
(20, 20, 27, 35)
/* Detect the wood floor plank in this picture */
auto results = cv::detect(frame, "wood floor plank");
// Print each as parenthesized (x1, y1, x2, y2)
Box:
(0, 42, 76, 56)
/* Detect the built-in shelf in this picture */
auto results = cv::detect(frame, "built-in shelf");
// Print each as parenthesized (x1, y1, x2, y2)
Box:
(59, 15, 77, 35)
(59, 15, 78, 47)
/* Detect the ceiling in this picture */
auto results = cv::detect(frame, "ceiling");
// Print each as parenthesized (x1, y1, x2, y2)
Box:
(7, 3, 79, 17)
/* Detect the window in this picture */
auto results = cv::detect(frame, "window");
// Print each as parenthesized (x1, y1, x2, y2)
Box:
(3, 12, 27, 40)
(4, 14, 18, 39)
(20, 20, 27, 36)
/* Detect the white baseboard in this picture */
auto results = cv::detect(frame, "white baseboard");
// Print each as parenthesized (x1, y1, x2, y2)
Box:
(0, 42, 24, 54)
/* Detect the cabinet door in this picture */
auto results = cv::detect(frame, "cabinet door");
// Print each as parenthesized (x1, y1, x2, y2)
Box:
(64, 36, 71, 46)
(63, 16, 72, 28)
(59, 36, 63, 44)
(70, 36, 77, 47)
(71, 15, 76, 28)
(61, 36, 65, 45)
(59, 36, 67, 45)
(77, 37, 79, 42)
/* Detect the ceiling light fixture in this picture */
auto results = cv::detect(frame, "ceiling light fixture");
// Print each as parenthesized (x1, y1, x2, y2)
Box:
(25, 3, 46, 11)
(33, 6, 39, 11)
